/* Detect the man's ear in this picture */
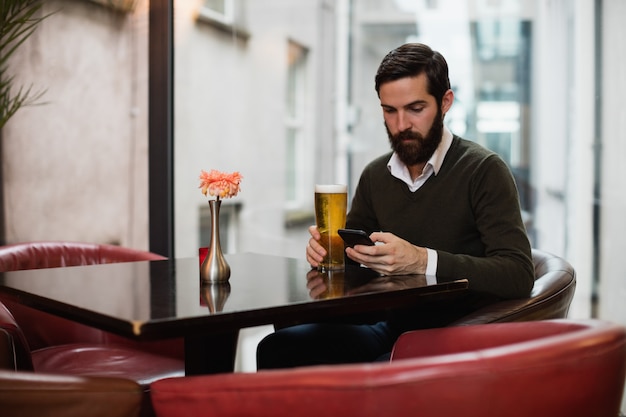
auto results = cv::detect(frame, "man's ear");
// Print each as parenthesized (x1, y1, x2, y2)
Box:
(441, 89, 454, 115)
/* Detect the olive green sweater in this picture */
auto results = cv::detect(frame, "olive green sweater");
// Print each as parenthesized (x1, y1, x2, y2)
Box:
(346, 136, 534, 299)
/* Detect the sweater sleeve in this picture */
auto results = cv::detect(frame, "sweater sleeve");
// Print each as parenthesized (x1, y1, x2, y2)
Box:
(436, 155, 534, 299)
(346, 157, 385, 234)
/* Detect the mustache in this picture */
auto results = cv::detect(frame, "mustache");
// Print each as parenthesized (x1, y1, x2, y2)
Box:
(392, 129, 423, 142)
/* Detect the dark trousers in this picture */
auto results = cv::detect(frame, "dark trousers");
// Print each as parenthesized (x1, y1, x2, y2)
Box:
(256, 321, 398, 370)
(256, 291, 501, 370)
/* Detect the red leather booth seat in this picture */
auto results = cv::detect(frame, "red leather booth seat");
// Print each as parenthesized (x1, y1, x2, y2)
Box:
(0, 328, 142, 417)
(0, 242, 184, 416)
(151, 319, 626, 417)
(0, 299, 182, 417)
(0, 241, 166, 271)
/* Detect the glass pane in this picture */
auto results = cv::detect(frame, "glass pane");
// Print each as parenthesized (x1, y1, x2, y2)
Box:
(172, 0, 623, 333)
(205, 0, 226, 15)
(285, 128, 297, 202)
(172, 0, 538, 258)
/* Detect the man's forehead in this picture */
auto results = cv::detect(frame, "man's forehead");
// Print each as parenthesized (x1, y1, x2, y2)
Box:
(379, 76, 434, 107)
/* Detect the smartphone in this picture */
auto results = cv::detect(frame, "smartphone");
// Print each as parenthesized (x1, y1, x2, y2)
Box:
(338, 228, 375, 248)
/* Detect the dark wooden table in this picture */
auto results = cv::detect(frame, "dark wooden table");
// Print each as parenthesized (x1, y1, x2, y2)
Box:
(0, 253, 469, 375)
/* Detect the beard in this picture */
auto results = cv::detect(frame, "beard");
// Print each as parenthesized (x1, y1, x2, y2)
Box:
(386, 108, 444, 167)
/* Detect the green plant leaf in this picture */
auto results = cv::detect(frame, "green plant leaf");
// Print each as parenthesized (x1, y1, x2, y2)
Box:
(0, 0, 52, 129)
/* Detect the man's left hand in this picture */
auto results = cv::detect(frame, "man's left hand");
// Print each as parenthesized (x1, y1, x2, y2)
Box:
(345, 232, 428, 276)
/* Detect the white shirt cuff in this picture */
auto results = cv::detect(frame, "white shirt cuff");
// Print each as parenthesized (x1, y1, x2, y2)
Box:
(425, 248, 438, 285)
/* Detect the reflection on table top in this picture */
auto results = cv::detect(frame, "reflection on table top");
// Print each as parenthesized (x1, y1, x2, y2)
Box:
(0, 253, 468, 339)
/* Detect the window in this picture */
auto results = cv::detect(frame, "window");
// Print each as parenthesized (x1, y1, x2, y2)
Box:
(198, 0, 249, 39)
(171, 1, 626, 338)
(285, 40, 308, 207)
(202, 0, 234, 24)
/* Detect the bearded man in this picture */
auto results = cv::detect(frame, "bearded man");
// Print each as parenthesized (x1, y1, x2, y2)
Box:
(257, 43, 534, 369)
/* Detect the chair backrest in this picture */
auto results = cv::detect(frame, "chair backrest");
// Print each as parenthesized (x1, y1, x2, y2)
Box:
(448, 248, 576, 325)
(150, 319, 626, 417)
(0, 241, 165, 271)
(0, 242, 166, 352)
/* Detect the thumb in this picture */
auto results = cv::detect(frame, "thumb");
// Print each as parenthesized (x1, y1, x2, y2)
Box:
(369, 231, 393, 244)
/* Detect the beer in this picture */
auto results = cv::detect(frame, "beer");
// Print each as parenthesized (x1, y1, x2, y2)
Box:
(314, 184, 347, 270)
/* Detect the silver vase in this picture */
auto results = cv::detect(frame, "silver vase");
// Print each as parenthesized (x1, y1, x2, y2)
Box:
(200, 199, 231, 284)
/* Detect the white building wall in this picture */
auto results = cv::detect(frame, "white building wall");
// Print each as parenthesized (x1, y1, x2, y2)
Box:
(531, 0, 571, 258)
(563, 0, 596, 321)
(2, 0, 150, 249)
(600, 4, 626, 412)
(599, 0, 626, 327)
(531, 0, 596, 320)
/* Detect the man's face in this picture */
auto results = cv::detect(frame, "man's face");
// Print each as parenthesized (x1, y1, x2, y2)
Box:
(379, 73, 446, 166)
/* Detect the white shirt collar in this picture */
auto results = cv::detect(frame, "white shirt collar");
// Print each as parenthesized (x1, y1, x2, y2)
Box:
(387, 126, 453, 191)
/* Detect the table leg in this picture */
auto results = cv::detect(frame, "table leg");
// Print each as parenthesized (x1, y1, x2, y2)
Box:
(184, 330, 240, 375)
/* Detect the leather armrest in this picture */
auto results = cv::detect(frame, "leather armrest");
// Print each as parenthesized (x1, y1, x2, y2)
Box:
(0, 370, 142, 417)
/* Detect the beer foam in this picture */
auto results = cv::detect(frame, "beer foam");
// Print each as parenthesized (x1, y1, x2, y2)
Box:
(315, 184, 347, 193)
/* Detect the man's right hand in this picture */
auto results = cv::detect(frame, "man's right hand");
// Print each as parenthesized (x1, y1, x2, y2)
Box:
(306, 225, 326, 268)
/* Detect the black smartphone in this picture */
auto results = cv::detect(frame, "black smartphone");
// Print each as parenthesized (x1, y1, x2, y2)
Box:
(338, 228, 374, 248)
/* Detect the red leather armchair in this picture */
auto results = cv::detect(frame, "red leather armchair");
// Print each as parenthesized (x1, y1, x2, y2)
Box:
(0, 242, 184, 416)
(0, 300, 182, 416)
(150, 319, 626, 417)
(0, 328, 143, 417)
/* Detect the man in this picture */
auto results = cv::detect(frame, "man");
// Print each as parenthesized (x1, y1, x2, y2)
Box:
(257, 43, 534, 369)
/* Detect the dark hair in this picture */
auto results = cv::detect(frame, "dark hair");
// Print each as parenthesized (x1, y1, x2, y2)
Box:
(375, 43, 451, 106)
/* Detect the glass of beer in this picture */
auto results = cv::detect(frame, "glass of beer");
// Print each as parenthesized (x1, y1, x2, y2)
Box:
(314, 184, 347, 270)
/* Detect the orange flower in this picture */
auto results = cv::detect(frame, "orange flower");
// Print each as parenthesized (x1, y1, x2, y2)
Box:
(199, 169, 243, 200)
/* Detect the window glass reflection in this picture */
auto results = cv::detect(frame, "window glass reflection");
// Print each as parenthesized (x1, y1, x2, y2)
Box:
(176, 0, 535, 257)
(173, 0, 620, 327)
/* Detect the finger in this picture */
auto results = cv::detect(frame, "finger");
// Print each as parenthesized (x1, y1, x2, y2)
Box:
(306, 244, 317, 266)
(345, 247, 371, 266)
(350, 243, 379, 256)
(344, 247, 359, 263)
(369, 231, 391, 243)
(310, 238, 327, 257)
(309, 225, 321, 239)
(306, 252, 320, 268)
(306, 241, 325, 266)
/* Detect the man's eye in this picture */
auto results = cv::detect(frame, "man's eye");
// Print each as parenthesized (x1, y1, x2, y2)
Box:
(410, 107, 424, 113)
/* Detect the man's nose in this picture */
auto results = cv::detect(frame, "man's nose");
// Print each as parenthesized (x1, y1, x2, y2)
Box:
(397, 111, 412, 131)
